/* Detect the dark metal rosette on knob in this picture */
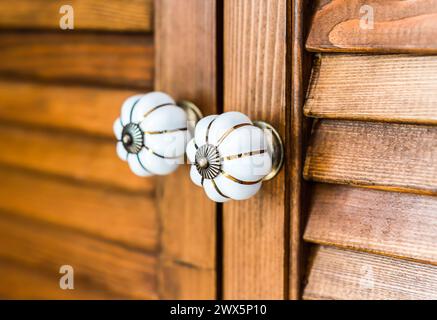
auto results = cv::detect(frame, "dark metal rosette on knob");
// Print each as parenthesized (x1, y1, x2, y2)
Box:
(113, 92, 201, 177)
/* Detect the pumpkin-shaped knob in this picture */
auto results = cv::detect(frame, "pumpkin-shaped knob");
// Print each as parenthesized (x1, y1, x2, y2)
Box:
(113, 92, 201, 177)
(186, 111, 284, 202)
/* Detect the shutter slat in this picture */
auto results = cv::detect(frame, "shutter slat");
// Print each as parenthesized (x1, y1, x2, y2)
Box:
(304, 246, 437, 300)
(0, 212, 158, 299)
(0, 33, 153, 88)
(304, 184, 437, 265)
(0, 259, 122, 299)
(304, 120, 437, 195)
(0, 0, 153, 32)
(0, 124, 154, 192)
(0, 167, 157, 251)
(304, 54, 437, 125)
(306, 0, 437, 53)
(0, 81, 138, 137)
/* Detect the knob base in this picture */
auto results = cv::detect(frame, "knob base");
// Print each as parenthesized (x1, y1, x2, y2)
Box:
(253, 121, 284, 181)
(178, 100, 203, 127)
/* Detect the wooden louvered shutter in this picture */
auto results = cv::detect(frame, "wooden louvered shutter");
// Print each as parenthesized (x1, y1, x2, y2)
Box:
(0, 0, 217, 299)
(299, 0, 437, 300)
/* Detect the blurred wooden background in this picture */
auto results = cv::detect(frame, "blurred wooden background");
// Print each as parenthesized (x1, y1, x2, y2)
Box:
(0, 0, 159, 299)
(0, 0, 219, 300)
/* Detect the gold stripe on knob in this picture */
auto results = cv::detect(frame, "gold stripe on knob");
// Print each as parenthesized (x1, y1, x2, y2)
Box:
(211, 179, 230, 198)
(221, 171, 263, 185)
(216, 123, 252, 146)
(221, 149, 266, 161)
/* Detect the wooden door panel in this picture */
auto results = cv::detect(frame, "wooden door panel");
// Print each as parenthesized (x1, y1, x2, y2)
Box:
(154, 0, 218, 299)
(223, 0, 287, 299)
(0, 0, 221, 300)
(0, 0, 163, 299)
(3, 0, 436, 301)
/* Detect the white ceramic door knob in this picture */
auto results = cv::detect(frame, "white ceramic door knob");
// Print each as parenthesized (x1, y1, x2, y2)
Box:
(113, 92, 201, 177)
(186, 111, 284, 202)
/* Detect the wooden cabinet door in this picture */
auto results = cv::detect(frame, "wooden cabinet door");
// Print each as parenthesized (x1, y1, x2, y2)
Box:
(0, 1, 157, 298)
(0, 0, 217, 299)
(0, 0, 295, 300)
(222, 0, 437, 300)
(222, 0, 288, 299)
(154, 0, 218, 299)
(2, 0, 436, 301)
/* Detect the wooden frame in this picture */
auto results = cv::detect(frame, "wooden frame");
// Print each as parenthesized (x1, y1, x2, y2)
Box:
(288, 0, 314, 300)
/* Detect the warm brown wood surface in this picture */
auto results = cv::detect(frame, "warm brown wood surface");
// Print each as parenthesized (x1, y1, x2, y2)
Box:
(0, 81, 138, 137)
(304, 184, 437, 265)
(306, 0, 437, 53)
(304, 120, 437, 195)
(158, 259, 217, 300)
(0, 0, 152, 32)
(0, 33, 153, 88)
(0, 259, 125, 299)
(0, 124, 154, 192)
(289, 0, 314, 300)
(0, 167, 158, 251)
(0, 0, 158, 300)
(224, 0, 286, 299)
(154, 0, 217, 299)
(304, 54, 437, 124)
(304, 245, 437, 300)
(0, 212, 158, 299)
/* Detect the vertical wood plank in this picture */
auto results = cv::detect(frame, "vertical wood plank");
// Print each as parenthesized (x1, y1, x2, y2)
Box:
(289, 0, 314, 300)
(223, 0, 286, 299)
(154, 0, 218, 299)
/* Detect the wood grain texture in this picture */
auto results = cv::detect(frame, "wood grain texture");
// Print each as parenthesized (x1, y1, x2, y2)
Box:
(0, 0, 152, 32)
(0, 167, 158, 251)
(304, 246, 437, 300)
(224, 0, 286, 299)
(155, 0, 217, 299)
(304, 120, 437, 195)
(158, 260, 216, 300)
(0, 32, 153, 88)
(0, 259, 121, 299)
(304, 54, 437, 124)
(306, 0, 437, 53)
(0, 81, 139, 137)
(304, 184, 437, 265)
(289, 0, 314, 300)
(0, 124, 154, 192)
(0, 212, 158, 299)
(0, 1, 157, 299)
